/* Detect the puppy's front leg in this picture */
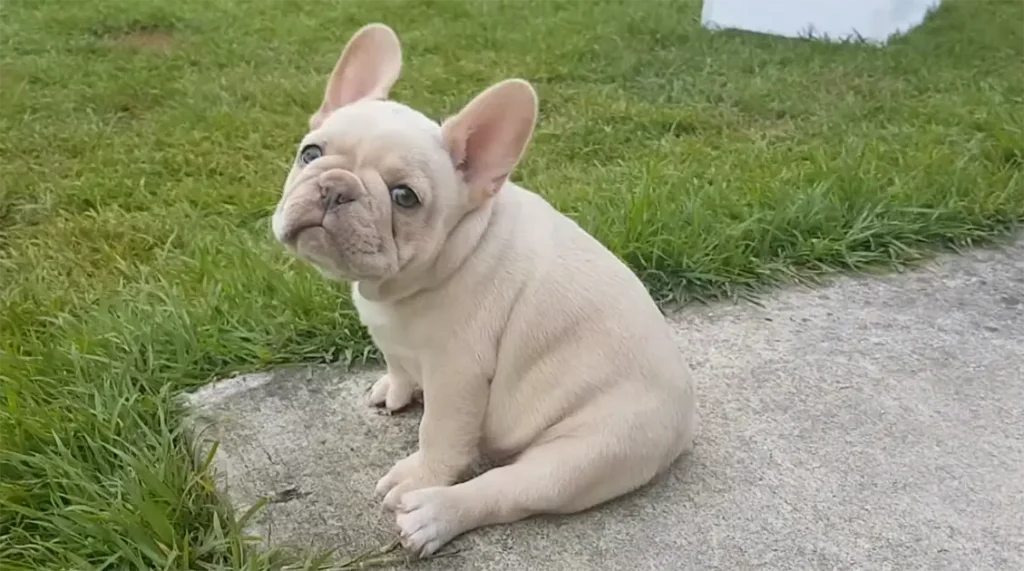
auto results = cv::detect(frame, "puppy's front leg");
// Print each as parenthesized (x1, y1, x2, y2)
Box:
(368, 357, 417, 413)
(375, 360, 489, 509)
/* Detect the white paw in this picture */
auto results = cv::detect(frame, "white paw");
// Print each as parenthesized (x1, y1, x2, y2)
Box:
(375, 452, 451, 509)
(396, 487, 465, 558)
(368, 373, 414, 413)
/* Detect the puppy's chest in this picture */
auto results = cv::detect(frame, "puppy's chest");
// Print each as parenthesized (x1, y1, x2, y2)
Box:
(351, 289, 432, 356)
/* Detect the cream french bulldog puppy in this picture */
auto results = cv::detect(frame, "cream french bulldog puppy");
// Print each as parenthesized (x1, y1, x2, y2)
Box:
(271, 23, 697, 557)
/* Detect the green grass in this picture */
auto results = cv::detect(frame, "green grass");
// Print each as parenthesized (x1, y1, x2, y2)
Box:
(1, 0, 1021, 568)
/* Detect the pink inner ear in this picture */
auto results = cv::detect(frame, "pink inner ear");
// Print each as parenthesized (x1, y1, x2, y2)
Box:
(330, 71, 388, 109)
(448, 97, 535, 197)
(314, 24, 402, 127)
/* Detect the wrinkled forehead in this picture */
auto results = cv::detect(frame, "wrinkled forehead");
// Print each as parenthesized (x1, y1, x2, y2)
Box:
(309, 100, 443, 158)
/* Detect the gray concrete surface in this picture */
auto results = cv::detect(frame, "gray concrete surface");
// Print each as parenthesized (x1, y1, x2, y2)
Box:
(185, 239, 1024, 570)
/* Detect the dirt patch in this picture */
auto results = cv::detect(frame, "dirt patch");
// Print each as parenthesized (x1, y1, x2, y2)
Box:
(115, 30, 174, 53)
(90, 20, 176, 54)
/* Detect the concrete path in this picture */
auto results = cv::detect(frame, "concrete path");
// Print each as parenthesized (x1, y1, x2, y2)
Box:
(186, 239, 1024, 570)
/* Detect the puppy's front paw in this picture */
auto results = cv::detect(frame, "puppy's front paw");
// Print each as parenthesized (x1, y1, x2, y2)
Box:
(375, 452, 452, 509)
(396, 487, 466, 558)
(368, 373, 414, 413)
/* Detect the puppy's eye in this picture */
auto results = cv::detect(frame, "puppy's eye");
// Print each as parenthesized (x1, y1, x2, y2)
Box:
(299, 144, 323, 165)
(389, 185, 420, 208)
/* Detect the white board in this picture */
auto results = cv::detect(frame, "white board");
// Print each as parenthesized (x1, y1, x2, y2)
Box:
(701, 0, 943, 45)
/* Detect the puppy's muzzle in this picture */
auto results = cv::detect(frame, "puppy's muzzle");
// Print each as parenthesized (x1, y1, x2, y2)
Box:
(276, 169, 365, 244)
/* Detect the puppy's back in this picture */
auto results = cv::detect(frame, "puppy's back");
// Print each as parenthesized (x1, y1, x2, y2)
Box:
(479, 184, 696, 462)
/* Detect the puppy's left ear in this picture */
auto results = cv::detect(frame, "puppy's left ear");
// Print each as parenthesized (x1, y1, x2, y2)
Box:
(310, 23, 402, 130)
(441, 79, 538, 207)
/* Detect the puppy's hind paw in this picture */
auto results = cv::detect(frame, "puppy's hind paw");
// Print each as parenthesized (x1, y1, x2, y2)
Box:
(368, 373, 414, 413)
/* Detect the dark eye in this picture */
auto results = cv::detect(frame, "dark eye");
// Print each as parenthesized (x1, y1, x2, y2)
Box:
(299, 144, 323, 165)
(389, 185, 420, 208)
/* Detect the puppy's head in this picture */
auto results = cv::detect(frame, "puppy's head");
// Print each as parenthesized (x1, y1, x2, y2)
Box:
(272, 23, 538, 284)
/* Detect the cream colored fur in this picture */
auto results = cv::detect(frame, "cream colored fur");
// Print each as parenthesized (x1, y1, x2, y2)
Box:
(271, 23, 697, 557)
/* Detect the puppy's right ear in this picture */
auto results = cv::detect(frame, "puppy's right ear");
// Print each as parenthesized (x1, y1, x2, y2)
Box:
(310, 23, 402, 130)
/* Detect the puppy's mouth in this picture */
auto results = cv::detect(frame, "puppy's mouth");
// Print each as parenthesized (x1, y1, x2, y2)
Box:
(272, 202, 326, 246)
(279, 219, 324, 245)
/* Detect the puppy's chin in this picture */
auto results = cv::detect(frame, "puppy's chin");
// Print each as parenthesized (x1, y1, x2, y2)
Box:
(292, 227, 395, 283)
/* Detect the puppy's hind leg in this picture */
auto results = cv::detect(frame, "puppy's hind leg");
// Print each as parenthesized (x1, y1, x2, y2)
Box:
(394, 429, 677, 557)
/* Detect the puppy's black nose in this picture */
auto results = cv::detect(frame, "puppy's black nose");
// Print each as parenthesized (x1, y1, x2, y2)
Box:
(319, 181, 357, 209)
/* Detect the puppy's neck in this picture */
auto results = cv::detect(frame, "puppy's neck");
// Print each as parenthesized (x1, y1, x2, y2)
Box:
(356, 194, 498, 303)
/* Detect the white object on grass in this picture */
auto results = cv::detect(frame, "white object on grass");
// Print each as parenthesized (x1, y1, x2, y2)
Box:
(701, 0, 944, 45)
